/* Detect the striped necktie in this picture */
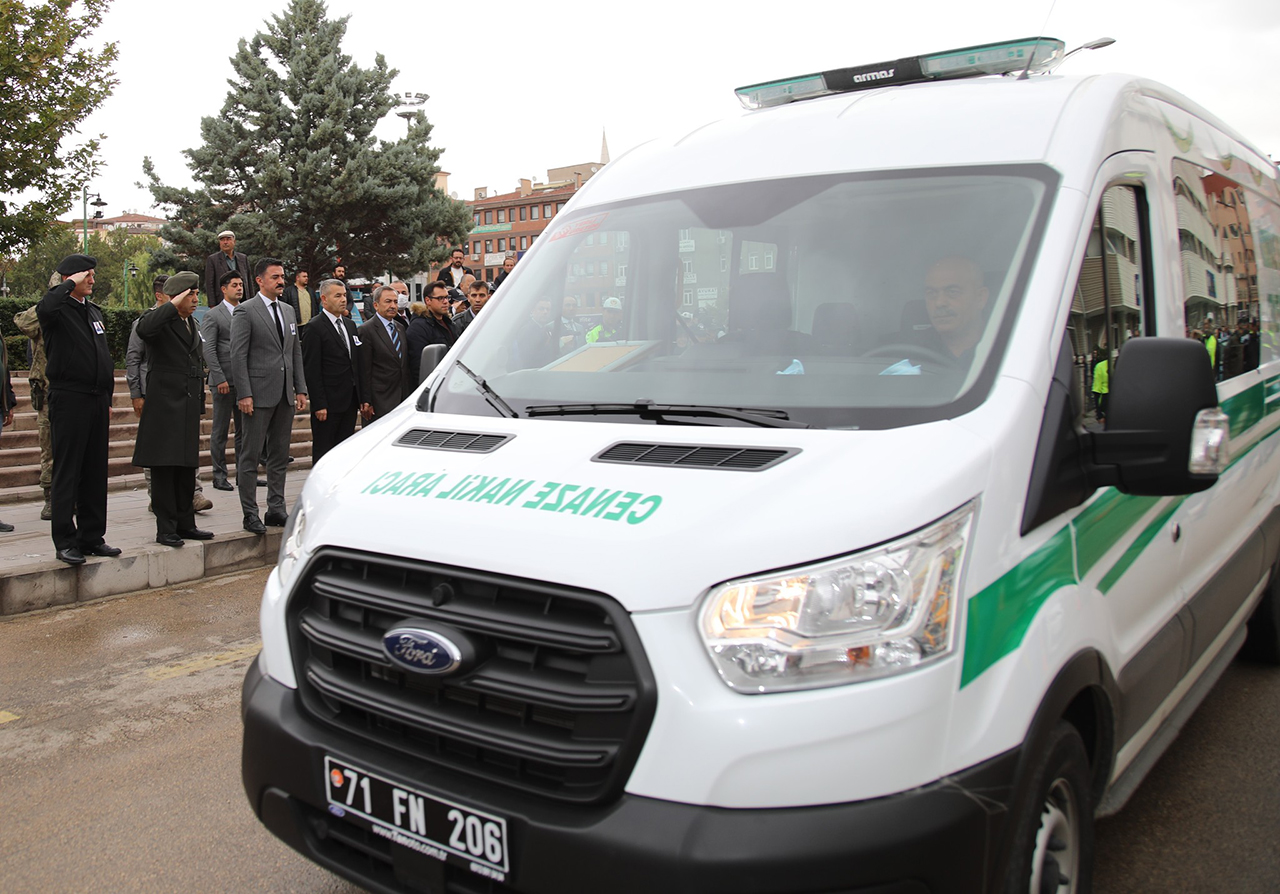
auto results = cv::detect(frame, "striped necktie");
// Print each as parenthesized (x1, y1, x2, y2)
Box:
(388, 320, 401, 357)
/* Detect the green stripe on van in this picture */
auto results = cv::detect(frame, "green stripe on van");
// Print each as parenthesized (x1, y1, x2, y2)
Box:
(1098, 497, 1186, 594)
(960, 524, 1074, 688)
(961, 373, 1280, 688)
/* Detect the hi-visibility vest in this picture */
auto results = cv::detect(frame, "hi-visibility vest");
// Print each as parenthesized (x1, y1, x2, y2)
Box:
(1092, 359, 1109, 394)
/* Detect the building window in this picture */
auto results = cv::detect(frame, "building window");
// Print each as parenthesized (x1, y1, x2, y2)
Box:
(544, 204, 553, 218)
(485, 239, 493, 252)
(678, 228, 691, 241)
(520, 206, 527, 221)
(498, 238, 506, 251)
(484, 210, 493, 225)
(601, 261, 608, 275)
(557, 202, 565, 213)
(720, 256, 729, 272)
(473, 213, 480, 225)
(683, 290, 693, 306)
(764, 251, 775, 270)
(600, 232, 608, 245)
(683, 259, 693, 274)
(520, 236, 528, 250)
(530, 205, 539, 220)
(497, 209, 506, 223)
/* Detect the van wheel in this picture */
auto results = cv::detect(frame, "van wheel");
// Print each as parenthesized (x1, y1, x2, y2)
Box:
(1242, 561, 1280, 664)
(1005, 722, 1093, 894)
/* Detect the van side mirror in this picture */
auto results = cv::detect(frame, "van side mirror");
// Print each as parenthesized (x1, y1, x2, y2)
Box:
(419, 344, 448, 383)
(1088, 337, 1228, 496)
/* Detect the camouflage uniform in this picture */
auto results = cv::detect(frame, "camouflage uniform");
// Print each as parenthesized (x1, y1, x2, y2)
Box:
(14, 306, 52, 519)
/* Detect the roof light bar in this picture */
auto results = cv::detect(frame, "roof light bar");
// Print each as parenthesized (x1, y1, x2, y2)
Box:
(735, 36, 1067, 110)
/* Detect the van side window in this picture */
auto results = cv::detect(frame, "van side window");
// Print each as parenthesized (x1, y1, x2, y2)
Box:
(1066, 185, 1149, 425)
(1173, 160, 1267, 380)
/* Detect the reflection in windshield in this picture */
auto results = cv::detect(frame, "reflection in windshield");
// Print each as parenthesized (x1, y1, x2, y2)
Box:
(434, 169, 1053, 429)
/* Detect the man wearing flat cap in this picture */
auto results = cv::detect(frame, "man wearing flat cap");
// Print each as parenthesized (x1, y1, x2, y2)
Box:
(131, 273, 214, 547)
(204, 230, 251, 308)
(37, 254, 121, 565)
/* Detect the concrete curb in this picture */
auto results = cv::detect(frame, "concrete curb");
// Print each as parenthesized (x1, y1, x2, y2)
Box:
(0, 529, 284, 616)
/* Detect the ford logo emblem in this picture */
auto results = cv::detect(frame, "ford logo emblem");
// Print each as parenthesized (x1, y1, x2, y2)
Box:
(382, 626, 463, 675)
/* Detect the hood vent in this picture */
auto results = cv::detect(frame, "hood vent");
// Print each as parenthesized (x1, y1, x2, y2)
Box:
(594, 442, 797, 471)
(395, 429, 511, 453)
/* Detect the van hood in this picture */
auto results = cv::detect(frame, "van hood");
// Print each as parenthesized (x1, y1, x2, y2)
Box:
(299, 412, 992, 613)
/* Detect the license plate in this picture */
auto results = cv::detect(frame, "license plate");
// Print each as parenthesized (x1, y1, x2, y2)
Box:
(323, 756, 510, 881)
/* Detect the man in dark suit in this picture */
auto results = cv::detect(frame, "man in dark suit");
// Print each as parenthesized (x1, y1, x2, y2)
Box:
(357, 284, 411, 423)
(131, 272, 214, 547)
(204, 230, 251, 307)
(302, 278, 362, 462)
(230, 257, 308, 534)
(37, 254, 122, 564)
(202, 270, 247, 490)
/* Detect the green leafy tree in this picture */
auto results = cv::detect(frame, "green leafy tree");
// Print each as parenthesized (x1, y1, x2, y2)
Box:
(6, 226, 163, 308)
(0, 0, 118, 254)
(142, 0, 469, 280)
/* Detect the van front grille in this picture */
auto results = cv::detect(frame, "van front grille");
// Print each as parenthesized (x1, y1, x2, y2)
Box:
(288, 549, 655, 805)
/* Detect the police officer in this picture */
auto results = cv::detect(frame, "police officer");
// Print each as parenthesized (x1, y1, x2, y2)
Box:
(37, 254, 121, 565)
(14, 299, 52, 520)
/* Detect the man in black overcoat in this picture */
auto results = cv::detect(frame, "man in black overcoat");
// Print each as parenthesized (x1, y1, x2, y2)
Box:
(131, 272, 214, 547)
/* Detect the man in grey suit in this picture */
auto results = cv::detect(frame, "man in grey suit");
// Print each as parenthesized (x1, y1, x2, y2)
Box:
(204, 230, 251, 308)
(202, 270, 247, 491)
(230, 257, 307, 534)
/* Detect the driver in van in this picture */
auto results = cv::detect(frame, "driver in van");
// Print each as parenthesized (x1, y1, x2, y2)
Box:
(917, 256, 990, 362)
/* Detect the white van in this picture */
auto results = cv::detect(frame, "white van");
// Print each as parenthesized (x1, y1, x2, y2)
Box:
(242, 37, 1280, 893)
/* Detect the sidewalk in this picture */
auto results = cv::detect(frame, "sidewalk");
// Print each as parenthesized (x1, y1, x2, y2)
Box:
(0, 470, 308, 617)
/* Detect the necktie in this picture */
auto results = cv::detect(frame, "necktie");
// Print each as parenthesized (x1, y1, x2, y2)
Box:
(271, 300, 284, 345)
(389, 320, 401, 357)
(336, 318, 349, 356)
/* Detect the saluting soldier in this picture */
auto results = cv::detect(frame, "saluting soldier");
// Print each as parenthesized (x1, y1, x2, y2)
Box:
(37, 254, 121, 565)
(131, 272, 214, 548)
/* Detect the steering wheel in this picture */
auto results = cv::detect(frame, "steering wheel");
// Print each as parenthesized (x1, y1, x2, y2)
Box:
(860, 343, 956, 367)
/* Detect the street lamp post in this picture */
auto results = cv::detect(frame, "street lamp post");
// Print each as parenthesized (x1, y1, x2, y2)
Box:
(123, 262, 138, 307)
(395, 91, 429, 133)
(81, 186, 106, 252)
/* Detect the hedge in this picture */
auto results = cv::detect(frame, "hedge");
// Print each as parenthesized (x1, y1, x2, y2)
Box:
(0, 296, 139, 369)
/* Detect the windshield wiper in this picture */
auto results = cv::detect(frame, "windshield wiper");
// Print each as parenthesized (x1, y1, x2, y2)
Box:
(524, 400, 809, 429)
(454, 361, 518, 419)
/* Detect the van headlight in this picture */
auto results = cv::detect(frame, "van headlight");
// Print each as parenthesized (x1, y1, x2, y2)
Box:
(276, 501, 309, 589)
(698, 502, 975, 693)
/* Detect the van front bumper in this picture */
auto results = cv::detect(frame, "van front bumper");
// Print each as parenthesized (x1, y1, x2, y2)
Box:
(243, 658, 1020, 894)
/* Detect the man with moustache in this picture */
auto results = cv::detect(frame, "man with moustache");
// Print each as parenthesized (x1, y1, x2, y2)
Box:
(915, 256, 990, 364)
(230, 258, 308, 535)
(436, 247, 474, 291)
(282, 268, 315, 325)
(204, 230, 251, 307)
(302, 279, 363, 461)
(37, 254, 122, 565)
(453, 279, 491, 334)
(132, 272, 214, 547)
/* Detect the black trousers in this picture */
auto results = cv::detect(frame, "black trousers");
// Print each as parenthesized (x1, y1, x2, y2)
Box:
(310, 402, 357, 463)
(48, 389, 110, 551)
(151, 466, 196, 537)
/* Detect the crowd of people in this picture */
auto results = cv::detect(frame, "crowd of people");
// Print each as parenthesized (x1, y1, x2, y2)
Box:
(0, 236, 515, 563)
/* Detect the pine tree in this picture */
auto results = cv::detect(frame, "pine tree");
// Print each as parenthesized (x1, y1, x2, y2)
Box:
(143, 0, 469, 280)
(0, 0, 118, 255)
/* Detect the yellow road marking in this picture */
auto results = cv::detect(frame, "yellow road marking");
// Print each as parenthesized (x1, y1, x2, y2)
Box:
(0, 710, 20, 724)
(146, 642, 261, 681)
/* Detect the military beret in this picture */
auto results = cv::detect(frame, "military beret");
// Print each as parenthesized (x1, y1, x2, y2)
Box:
(163, 271, 200, 296)
(56, 254, 97, 276)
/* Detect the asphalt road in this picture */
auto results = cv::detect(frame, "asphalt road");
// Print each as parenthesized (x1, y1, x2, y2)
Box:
(0, 568, 1277, 893)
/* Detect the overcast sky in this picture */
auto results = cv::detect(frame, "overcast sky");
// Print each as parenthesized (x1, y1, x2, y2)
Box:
(76, 0, 1279, 219)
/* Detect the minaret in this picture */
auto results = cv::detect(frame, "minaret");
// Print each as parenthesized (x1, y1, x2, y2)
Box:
(601, 129, 610, 165)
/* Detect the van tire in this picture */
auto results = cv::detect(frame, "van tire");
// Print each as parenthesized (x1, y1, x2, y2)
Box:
(1242, 565, 1280, 664)
(1003, 722, 1094, 894)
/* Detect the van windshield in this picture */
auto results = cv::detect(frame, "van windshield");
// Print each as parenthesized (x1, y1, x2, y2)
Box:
(429, 167, 1054, 429)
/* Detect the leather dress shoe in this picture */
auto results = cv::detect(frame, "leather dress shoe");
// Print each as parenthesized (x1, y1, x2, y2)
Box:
(176, 528, 214, 540)
(212, 480, 234, 491)
(83, 543, 122, 557)
(256, 478, 268, 487)
(56, 547, 86, 565)
(243, 515, 267, 535)
(0, 521, 13, 532)
(156, 533, 185, 548)
(263, 512, 289, 527)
